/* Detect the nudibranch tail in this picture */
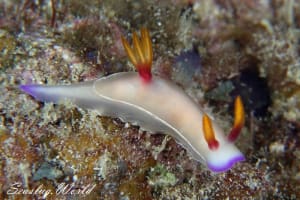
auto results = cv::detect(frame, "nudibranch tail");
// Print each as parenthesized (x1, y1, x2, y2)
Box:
(202, 114, 219, 150)
(121, 28, 153, 83)
(228, 96, 245, 142)
(19, 81, 96, 106)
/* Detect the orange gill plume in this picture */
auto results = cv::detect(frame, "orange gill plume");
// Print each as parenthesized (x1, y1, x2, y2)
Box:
(121, 28, 153, 83)
(228, 95, 245, 142)
(202, 114, 220, 150)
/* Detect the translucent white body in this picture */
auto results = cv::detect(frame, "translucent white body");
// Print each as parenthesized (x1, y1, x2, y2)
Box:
(20, 72, 244, 172)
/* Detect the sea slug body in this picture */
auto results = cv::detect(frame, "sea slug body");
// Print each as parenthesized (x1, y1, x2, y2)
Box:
(20, 28, 245, 173)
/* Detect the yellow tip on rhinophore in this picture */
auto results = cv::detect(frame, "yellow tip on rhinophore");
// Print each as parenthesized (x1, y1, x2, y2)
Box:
(228, 95, 245, 142)
(203, 114, 219, 150)
(234, 96, 245, 128)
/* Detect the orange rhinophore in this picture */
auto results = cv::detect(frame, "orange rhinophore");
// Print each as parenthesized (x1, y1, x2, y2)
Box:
(228, 96, 245, 142)
(121, 28, 153, 83)
(203, 114, 219, 150)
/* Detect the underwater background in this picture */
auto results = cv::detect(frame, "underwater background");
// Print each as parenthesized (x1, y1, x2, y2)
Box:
(0, 0, 299, 199)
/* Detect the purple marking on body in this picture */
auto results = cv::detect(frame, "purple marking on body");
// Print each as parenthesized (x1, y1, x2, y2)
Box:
(208, 155, 245, 173)
(19, 85, 39, 97)
(19, 84, 49, 102)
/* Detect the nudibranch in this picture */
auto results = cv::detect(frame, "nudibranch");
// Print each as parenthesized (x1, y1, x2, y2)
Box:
(20, 28, 245, 172)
